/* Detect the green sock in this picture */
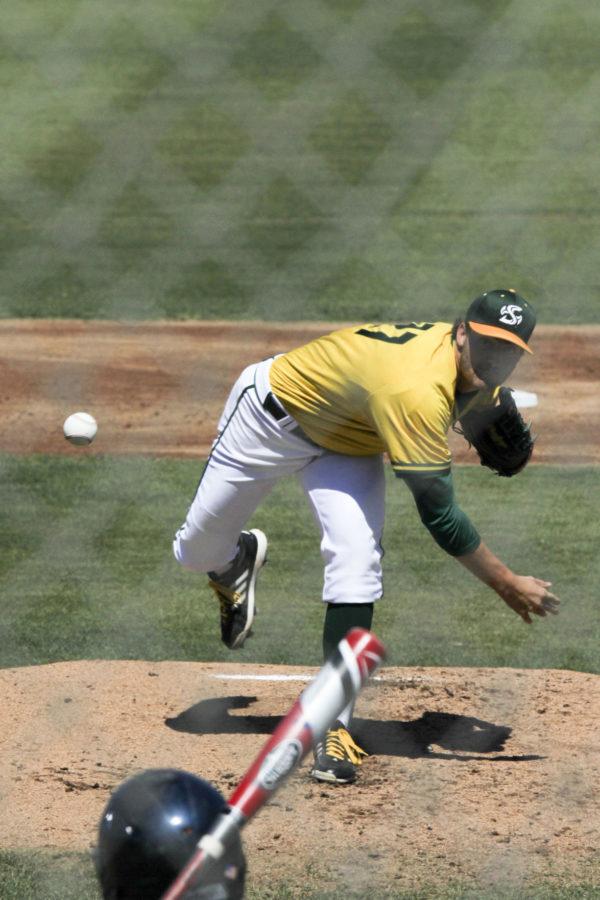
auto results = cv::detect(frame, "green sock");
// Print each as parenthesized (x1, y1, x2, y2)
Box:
(322, 603, 374, 660)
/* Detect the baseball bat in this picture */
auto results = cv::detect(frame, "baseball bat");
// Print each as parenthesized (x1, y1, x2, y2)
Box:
(161, 627, 385, 899)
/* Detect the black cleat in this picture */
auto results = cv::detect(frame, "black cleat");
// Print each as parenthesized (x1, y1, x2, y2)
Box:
(207, 529, 268, 649)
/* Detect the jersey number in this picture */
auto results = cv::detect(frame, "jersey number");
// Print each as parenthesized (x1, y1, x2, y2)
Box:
(355, 322, 434, 345)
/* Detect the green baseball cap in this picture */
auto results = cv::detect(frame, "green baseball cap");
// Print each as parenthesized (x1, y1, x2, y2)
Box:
(466, 289, 536, 354)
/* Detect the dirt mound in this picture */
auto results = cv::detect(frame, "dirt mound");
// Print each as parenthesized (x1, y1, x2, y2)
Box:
(2, 660, 599, 892)
(1, 320, 599, 464)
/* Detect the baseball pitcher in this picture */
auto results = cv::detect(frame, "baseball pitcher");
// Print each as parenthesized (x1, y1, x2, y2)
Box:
(172, 289, 559, 785)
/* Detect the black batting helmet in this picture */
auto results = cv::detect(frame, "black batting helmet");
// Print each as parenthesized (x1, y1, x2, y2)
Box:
(95, 769, 245, 899)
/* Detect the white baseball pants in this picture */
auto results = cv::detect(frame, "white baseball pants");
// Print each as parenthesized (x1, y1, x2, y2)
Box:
(173, 358, 385, 606)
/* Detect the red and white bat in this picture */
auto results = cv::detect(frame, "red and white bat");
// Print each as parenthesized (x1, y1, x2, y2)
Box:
(161, 627, 385, 899)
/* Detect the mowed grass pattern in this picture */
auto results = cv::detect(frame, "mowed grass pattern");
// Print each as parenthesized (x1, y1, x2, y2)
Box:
(0, 454, 597, 673)
(1, 0, 600, 321)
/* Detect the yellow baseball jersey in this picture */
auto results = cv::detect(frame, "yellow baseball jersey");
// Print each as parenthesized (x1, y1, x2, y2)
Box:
(269, 322, 495, 475)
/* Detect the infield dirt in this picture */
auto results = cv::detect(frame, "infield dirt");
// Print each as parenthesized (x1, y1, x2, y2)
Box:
(1, 320, 599, 464)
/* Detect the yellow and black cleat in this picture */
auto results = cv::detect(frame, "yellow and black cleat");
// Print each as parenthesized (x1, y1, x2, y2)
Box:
(311, 721, 368, 784)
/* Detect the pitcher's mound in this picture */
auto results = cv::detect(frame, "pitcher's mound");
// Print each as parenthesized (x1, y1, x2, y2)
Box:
(2, 660, 599, 892)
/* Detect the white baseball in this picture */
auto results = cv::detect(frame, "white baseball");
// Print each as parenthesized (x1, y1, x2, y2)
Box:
(63, 411, 98, 446)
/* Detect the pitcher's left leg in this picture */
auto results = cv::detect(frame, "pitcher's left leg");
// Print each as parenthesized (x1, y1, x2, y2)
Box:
(300, 451, 386, 607)
(300, 452, 385, 783)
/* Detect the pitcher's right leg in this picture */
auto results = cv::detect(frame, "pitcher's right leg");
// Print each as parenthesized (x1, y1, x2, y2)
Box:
(173, 358, 322, 649)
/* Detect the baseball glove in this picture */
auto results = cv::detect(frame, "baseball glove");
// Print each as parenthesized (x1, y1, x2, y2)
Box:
(454, 387, 535, 477)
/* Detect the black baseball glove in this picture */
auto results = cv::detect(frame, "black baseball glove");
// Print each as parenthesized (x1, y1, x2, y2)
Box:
(454, 387, 535, 477)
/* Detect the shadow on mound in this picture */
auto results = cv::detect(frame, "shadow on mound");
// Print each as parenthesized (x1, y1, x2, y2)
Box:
(165, 696, 542, 762)
(353, 711, 539, 761)
(166, 696, 272, 734)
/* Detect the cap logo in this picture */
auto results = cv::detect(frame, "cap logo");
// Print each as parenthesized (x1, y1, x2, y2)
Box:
(499, 304, 523, 326)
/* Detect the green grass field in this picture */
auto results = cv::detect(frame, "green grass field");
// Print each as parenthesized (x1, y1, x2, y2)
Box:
(2, 0, 600, 323)
(1, 454, 597, 672)
(2, 0, 599, 896)
(2, 849, 600, 900)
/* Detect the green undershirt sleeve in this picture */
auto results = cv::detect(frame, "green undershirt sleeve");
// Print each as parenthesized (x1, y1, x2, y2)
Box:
(398, 470, 481, 557)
